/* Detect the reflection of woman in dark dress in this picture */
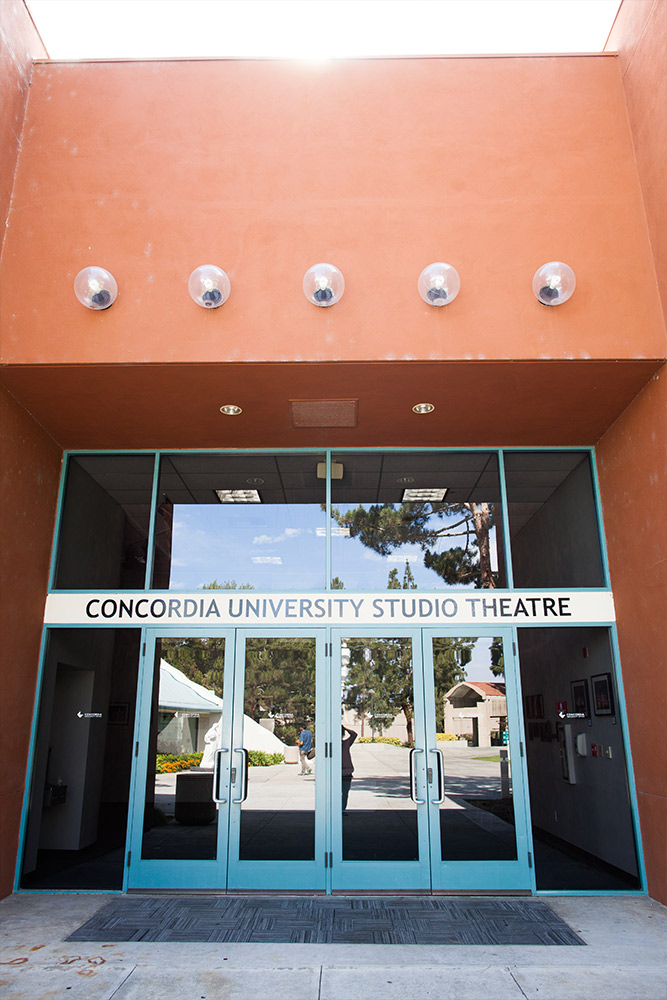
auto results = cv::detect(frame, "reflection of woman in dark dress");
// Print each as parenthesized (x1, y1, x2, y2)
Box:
(341, 725, 357, 812)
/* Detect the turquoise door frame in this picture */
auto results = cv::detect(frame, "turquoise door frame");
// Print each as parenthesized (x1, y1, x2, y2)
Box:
(127, 627, 329, 892)
(422, 626, 533, 892)
(226, 628, 328, 891)
(127, 625, 532, 893)
(329, 627, 432, 892)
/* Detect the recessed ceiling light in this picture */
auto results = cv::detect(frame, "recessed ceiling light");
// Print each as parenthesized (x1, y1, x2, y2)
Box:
(396, 476, 415, 485)
(402, 488, 448, 501)
(412, 402, 435, 414)
(216, 489, 261, 503)
(219, 404, 242, 415)
(246, 477, 264, 486)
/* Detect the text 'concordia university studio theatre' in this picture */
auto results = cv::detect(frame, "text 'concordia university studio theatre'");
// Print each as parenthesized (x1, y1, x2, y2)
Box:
(1, 1, 665, 904)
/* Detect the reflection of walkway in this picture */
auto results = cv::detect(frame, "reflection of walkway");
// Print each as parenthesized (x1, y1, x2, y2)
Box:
(147, 743, 518, 864)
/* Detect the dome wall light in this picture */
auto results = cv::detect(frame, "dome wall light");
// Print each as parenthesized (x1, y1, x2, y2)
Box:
(189, 265, 231, 308)
(418, 262, 461, 306)
(533, 261, 576, 306)
(74, 266, 118, 310)
(219, 404, 242, 415)
(412, 402, 435, 414)
(303, 263, 345, 307)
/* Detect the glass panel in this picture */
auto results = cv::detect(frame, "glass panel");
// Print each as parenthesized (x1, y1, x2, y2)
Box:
(239, 637, 316, 860)
(21, 628, 141, 890)
(141, 637, 226, 861)
(518, 627, 640, 890)
(54, 455, 155, 589)
(435, 635, 517, 861)
(152, 453, 327, 591)
(340, 636, 419, 861)
(505, 451, 605, 588)
(331, 452, 506, 590)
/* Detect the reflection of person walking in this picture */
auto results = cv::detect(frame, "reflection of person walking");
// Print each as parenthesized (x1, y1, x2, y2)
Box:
(298, 727, 313, 775)
(341, 725, 357, 811)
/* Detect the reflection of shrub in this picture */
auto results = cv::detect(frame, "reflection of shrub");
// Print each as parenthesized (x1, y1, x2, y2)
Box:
(248, 750, 284, 767)
(276, 724, 299, 746)
(357, 736, 406, 746)
(436, 733, 461, 741)
(156, 753, 203, 773)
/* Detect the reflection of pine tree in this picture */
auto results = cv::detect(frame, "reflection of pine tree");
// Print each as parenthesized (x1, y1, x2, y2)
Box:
(333, 501, 497, 588)
(432, 637, 474, 730)
(244, 638, 316, 730)
(159, 637, 226, 697)
(344, 637, 416, 743)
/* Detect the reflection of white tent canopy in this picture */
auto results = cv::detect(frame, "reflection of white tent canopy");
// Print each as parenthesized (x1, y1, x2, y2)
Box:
(158, 660, 286, 753)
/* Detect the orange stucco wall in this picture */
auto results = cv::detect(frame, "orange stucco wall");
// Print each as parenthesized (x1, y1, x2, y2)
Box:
(1, 55, 664, 367)
(597, 0, 667, 906)
(598, 367, 667, 904)
(0, 386, 61, 899)
(0, 0, 47, 255)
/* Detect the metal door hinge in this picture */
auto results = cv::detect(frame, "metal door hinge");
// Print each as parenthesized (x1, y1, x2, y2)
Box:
(528, 852, 533, 869)
(126, 851, 131, 867)
(142, 642, 146, 656)
(520, 742, 524, 757)
(135, 741, 139, 757)
(512, 641, 516, 655)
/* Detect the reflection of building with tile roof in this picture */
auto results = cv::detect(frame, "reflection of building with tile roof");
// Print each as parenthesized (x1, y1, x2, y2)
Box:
(444, 682, 507, 748)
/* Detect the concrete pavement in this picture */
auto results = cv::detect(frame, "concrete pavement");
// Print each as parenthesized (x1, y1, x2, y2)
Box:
(1, 892, 666, 999)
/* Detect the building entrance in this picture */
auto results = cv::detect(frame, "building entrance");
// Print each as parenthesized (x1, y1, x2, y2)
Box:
(127, 626, 530, 892)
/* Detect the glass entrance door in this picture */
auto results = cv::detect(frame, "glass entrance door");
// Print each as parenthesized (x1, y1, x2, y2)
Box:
(330, 630, 432, 891)
(128, 628, 327, 890)
(423, 628, 532, 891)
(329, 627, 531, 892)
(128, 626, 530, 892)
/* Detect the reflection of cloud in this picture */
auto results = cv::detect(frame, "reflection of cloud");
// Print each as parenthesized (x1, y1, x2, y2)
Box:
(252, 527, 307, 545)
(252, 556, 283, 565)
(316, 526, 350, 536)
(171, 557, 187, 567)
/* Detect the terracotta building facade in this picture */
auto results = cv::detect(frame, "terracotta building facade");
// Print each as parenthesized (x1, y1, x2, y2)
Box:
(1, 0, 665, 902)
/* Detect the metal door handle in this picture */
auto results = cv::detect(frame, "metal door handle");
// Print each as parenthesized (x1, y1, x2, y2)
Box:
(232, 747, 249, 803)
(409, 747, 426, 804)
(212, 748, 229, 805)
(430, 748, 445, 804)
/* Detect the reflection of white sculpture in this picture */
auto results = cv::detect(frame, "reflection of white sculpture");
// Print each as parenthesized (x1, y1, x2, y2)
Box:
(200, 721, 220, 769)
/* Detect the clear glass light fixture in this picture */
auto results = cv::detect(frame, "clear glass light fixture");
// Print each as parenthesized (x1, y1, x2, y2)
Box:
(73, 266, 117, 310)
(303, 263, 345, 307)
(219, 404, 242, 415)
(412, 402, 435, 414)
(189, 265, 231, 308)
(418, 262, 460, 306)
(532, 261, 576, 306)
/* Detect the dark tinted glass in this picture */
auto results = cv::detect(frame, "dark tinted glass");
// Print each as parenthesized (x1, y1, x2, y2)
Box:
(505, 451, 605, 588)
(54, 455, 155, 589)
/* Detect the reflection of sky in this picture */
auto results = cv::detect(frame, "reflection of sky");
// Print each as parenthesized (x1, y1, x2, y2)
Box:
(169, 503, 499, 592)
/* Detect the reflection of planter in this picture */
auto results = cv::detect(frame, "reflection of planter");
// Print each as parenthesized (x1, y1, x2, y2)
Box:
(283, 746, 299, 764)
(175, 771, 216, 825)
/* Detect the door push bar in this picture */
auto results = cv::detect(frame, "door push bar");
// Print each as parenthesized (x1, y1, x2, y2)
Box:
(212, 747, 229, 805)
(409, 747, 426, 804)
(429, 747, 445, 805)
(232, 747, 249, 804)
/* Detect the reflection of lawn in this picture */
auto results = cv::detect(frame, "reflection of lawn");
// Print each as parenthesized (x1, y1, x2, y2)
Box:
(473, 755, 502, 762)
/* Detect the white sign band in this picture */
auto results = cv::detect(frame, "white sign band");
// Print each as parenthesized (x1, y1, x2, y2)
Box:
(44, 591, 616, 627)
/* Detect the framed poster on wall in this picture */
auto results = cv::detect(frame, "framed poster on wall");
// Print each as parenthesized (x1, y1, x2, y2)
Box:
(591, 673, 615, 716)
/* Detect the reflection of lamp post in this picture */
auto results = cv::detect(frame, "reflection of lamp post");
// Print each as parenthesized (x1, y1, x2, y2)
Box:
(361, 647, 371, 738)
(369, 690, 376, 741)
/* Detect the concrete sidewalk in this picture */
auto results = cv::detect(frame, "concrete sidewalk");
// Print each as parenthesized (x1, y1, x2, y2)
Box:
(0, 892, 666, 999)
